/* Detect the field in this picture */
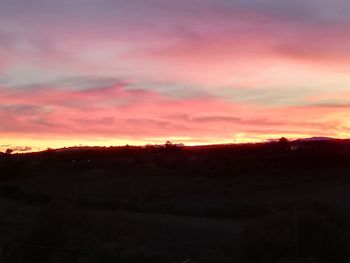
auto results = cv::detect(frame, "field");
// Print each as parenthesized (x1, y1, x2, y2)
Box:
(1, 140, 350, 262)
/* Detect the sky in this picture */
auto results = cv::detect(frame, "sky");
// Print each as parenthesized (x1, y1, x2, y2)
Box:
(1, 0, 350, 152)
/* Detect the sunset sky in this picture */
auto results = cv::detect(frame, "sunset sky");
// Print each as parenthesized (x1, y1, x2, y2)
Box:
(1, 0, 350, 152)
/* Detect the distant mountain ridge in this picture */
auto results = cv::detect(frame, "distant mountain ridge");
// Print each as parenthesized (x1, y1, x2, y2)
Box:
(294, 137, 335, 142)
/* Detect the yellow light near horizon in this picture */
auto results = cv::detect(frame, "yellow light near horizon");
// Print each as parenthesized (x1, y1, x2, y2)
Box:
(0, 137, 145, 153)
(0, 131, 328, 153)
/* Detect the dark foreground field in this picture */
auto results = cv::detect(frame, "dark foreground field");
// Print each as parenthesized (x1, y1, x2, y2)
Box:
(1, 139, 350, 263)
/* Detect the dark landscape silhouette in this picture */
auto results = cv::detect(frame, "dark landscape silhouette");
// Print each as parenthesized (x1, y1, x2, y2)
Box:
(0, 138, 350, 262)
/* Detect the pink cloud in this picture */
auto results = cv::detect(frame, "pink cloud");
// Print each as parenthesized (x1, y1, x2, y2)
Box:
(1, 1, 350, 149)
(1, 83, 350, 147)
(3, 2, 350, 88)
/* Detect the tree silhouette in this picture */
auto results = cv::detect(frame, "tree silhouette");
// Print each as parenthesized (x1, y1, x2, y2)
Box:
(5, 148, 13, 155)
(278, 137, 291, 151)
(165, 140, 174, 148)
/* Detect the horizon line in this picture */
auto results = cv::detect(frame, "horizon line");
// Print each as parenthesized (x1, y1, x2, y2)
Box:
(2, 136, 347, 154)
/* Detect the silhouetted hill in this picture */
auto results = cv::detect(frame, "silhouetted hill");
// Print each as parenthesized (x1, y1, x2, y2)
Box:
(295, 136, 335, 142)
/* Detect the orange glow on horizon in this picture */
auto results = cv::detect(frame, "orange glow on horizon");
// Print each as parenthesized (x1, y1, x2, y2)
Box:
(2, 132, 350, 153)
